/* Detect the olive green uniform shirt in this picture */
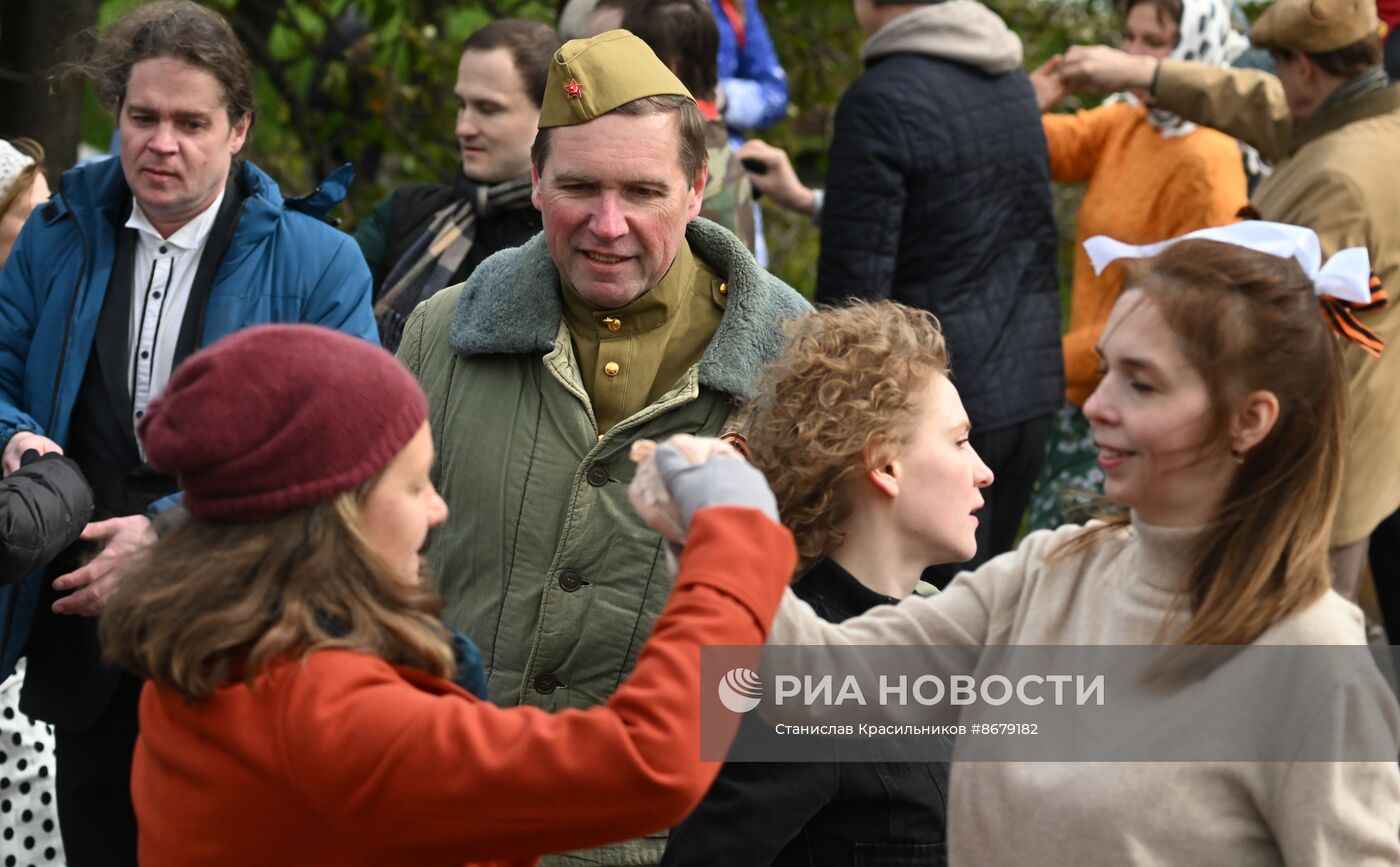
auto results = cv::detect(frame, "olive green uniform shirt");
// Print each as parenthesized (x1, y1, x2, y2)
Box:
(562, 240, 728, 434)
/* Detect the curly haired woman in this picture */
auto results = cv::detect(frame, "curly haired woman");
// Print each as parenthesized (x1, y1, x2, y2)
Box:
(662, 301, 990, 866)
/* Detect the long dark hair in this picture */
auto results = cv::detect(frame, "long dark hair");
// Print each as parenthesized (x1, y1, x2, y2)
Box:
(1060, 239, 1344, 646)
(101, 486, 455, 702)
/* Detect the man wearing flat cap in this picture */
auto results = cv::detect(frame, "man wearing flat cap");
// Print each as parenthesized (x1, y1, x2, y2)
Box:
(1058, 0, 1400, 602)
(397, 29, 807, 864)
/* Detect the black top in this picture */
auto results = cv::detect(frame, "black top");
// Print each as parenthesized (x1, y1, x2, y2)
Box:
(660, 558, 950, 867)
(816, 53, 1063, 433)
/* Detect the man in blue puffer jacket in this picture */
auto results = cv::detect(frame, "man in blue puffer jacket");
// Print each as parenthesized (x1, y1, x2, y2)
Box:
(0, 3, 373, 863)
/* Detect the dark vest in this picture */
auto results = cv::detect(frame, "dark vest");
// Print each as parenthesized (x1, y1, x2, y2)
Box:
(21, 178, 245, 731)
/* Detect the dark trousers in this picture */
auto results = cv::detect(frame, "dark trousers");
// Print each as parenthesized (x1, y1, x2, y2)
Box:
(1372, 505, 1400, 641)
(52, 671, 142, 867)
(924, 414, 1053, 589)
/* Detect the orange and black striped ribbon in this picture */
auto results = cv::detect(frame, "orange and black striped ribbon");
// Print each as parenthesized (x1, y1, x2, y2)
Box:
(1230, 206, 1385, 354)
(1319, 273, 1386, 357)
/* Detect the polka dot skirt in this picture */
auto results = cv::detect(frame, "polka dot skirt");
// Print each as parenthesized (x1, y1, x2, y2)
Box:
(0, 658, 64, 866)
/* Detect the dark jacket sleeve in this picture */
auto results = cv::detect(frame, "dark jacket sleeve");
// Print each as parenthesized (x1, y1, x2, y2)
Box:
(816, 86, 908, 303)
(661, 714, 840, 866)
(0, 454, 93, 585)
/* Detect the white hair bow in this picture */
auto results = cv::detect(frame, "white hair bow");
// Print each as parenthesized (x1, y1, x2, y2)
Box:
(1083, 221, 1373, 306)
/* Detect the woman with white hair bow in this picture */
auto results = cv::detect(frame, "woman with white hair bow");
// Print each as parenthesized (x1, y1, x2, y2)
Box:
(634, 221, 1400, 865)
(1026, 0, 1250, 531)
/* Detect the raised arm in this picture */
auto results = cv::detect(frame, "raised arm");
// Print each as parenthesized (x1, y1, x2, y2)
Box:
(1056, 46, 1293, 161)
(1153, 60, 1293, 161)
(1041, 105, 1121, 184)
(282, 504, 796, 864)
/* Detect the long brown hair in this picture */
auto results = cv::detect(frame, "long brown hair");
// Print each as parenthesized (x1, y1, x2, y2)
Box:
(101, 484, 455, 701)
(1060, 239, 1345, 646)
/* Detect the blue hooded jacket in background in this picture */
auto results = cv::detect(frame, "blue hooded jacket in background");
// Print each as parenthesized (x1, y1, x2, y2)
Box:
(0, 156, 376, 678)
(710, 0, 789, 133)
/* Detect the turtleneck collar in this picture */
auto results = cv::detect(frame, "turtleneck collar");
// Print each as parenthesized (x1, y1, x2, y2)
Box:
(794, 557, 903, 623)
(1128, 511, 1210, 593)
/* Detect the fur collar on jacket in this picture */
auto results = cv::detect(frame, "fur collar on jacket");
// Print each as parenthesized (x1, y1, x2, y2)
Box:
(449, 217, 810, 400)
(861, 1, 1022, 74)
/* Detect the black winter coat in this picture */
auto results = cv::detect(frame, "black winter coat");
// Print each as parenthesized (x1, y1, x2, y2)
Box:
(0, 453, 93, 585)
(816, 53, 1062, 433)
(660, 558, 949, 867)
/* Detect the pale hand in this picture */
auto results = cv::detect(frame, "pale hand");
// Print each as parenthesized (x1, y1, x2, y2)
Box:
(629, 435, 741, 544)
(1030, 55, 1070, 111)
(2, 431, 64, 476)
(735, 139, 817, 217)
(1058, 46, 1158, 95)
(51, 515, 155, 617)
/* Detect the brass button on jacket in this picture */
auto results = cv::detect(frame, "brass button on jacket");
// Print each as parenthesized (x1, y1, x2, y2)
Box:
(604, 361, 620, 377)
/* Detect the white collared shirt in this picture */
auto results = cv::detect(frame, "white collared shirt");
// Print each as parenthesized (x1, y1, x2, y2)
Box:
(124, 188, 225, 432)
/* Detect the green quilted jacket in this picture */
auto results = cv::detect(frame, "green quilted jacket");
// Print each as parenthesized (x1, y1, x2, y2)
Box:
(399, 218, 808, 715)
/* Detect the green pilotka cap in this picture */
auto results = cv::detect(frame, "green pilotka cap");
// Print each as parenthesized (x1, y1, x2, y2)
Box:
(537, 29, 695, 129)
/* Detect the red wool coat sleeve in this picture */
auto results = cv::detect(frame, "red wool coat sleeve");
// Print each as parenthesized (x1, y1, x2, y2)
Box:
(132, 506, 796, 867)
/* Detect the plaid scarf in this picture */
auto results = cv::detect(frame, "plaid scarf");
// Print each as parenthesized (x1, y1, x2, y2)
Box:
(374, 174, 534, 350)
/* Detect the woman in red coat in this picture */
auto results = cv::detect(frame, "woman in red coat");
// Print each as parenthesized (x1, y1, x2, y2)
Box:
(98, 324, 795, 867)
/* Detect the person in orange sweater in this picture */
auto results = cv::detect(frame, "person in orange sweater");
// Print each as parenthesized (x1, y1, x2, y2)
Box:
(1027, 0, 1248, 529)
(96, 324, 796, 867)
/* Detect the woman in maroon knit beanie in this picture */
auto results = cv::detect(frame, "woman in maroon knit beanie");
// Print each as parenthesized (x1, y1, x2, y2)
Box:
(98, 323, 796, 867)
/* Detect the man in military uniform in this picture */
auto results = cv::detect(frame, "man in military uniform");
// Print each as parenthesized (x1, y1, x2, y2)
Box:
(396, 30, 807, 864)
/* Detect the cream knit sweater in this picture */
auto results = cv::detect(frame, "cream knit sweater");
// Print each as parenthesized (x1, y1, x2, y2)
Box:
(770, 516, 1400, 866)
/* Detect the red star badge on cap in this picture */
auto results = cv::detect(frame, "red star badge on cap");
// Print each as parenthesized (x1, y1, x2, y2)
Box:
(565, 79, 584, 100)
